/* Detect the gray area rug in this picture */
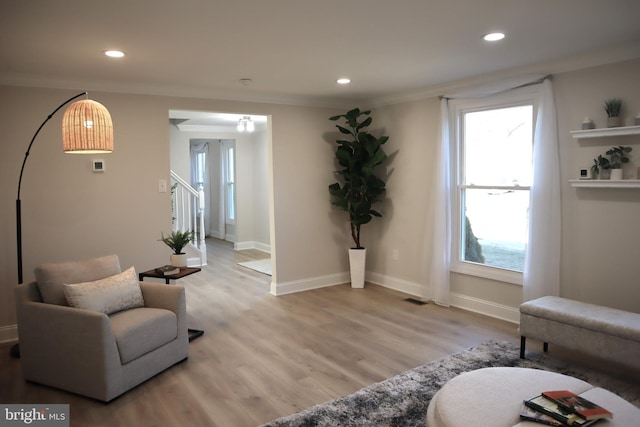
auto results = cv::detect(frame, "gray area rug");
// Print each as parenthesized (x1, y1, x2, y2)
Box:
(259, 340, 640, 427)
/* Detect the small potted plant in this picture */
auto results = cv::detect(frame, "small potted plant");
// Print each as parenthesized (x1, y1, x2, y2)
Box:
(591, 155, 611, 180)
(605, 146, 632, 180)
(604, 98, 623, 128)
(160, 230, 194, 267)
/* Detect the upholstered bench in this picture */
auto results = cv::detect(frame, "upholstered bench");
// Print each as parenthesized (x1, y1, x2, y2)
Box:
(519, 296, 640, 368)
(426, 367, 640, 427)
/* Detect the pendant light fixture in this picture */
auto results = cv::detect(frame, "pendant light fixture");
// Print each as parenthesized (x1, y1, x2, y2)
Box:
(237, 116, 255, 132)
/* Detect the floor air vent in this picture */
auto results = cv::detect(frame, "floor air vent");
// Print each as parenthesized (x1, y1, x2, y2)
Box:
(404, 298, 428, 306)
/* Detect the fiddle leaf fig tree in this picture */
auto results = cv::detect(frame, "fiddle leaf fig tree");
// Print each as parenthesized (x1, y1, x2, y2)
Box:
(328, 108, 388, 249)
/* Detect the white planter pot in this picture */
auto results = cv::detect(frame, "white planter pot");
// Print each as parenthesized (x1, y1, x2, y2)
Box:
(170, 254, 188, 268)
(348, 248, 366, 289)
(610, 169, 623, 180)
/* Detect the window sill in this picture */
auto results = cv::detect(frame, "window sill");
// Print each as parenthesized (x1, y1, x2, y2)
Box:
(451, 262, 523, 286)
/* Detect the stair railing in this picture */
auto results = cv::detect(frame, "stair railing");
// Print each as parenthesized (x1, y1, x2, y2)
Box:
(170, 170, 207, 266)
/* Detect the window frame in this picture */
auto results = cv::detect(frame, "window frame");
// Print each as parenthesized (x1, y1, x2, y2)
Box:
(449, 87, 539, 285)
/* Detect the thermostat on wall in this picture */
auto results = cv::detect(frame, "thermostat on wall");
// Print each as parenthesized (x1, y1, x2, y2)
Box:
(93, 159, 105, 172)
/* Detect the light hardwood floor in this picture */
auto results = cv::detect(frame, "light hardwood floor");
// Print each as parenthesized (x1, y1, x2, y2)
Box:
(1, 239, 525, 426)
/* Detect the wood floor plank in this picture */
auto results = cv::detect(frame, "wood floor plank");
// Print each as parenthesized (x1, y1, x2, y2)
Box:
(1, 238, 526, 426)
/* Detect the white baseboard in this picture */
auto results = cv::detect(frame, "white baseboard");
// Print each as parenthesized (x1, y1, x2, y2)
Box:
(450, 292, 520, 324)
(0, 324, 18, 344)
(366, 271, 431, 300)
(270, 272, 349, 296)
(235, 241, 271, 253)
(253, 242, 271, 254)
(269, 270, 520, 324)
(209, 230, 224, 239)
(270, 270, 429, 298)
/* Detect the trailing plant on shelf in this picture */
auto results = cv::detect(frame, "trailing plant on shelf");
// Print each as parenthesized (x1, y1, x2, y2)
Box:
(160, 230, 194, 255)
(328, 108, 388, 249)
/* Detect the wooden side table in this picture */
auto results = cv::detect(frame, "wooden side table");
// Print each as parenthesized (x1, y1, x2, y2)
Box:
(138, 266, 204, 342)
(138, 266, 201, 284)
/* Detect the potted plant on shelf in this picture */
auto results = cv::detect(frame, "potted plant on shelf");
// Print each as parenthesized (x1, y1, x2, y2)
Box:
(591, 155, 611, 180)
(604, 98, 623, 128)
(606, 146, 632, 180)
(160, 230, 194, 267)
(328, 108, 389, 288)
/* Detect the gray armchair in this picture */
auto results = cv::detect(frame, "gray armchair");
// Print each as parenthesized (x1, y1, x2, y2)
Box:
(14, 255, 189, 402)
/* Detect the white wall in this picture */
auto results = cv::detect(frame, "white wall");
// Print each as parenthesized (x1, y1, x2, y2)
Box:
(252, 128, 271, 251)
(2, 58, 639, 342)
(555, 59, 640, 313)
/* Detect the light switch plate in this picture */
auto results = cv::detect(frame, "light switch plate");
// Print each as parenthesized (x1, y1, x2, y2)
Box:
(159, 179, 168, 192)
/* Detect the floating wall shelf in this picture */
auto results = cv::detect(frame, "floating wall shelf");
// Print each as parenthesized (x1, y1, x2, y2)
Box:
(569, 179, 640, 188)
(571, 125, 640, 139)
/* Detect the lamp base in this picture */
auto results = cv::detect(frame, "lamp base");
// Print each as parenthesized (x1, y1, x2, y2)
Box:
(10, 343, 20, 358)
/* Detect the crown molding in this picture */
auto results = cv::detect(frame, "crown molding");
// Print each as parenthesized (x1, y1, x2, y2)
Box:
(0, 73, 360, 109)
(366, 41, 640, 108)
(2, 41, 639, 110)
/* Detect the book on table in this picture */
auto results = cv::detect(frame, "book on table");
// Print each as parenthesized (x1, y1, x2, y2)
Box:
(541, 390, 613, 421)
(155, 265, 180, 276)
(519, 402, 564, 426)
(524, 394, 601, 426)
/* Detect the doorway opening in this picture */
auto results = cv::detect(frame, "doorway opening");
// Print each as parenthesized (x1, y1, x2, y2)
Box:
(168, 110, 272, 264)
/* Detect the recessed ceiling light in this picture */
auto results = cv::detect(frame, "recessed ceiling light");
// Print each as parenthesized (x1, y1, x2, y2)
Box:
(104, 50, 125, 58)
(483, 32, 505, 42)
(337, 78, 351, 85)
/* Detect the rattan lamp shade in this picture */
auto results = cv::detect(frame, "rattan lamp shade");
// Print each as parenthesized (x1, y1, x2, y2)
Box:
(62, 99, 114, 153)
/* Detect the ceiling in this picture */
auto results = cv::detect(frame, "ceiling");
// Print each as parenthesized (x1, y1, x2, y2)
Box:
(2, 0, 640, 110)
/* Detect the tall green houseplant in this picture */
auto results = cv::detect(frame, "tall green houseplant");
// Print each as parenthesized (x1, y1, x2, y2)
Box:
(328, 108, 388, 249)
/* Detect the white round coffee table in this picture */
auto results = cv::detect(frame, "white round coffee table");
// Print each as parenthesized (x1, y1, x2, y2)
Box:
(426, 367, 639, 427)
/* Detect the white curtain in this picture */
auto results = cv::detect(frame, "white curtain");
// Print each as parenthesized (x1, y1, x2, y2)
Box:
(431, 98, 452, 306)
(523, 79, 561, 301)
(431, 74, 560, 305)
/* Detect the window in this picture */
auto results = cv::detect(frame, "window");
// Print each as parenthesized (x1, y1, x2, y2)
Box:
(195, 151, 206, 187)
(223, 142, 236, 223)
(451, 94, 535, 284)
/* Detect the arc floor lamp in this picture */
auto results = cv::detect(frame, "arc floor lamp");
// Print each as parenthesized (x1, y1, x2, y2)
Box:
(12, 92, 114, 357)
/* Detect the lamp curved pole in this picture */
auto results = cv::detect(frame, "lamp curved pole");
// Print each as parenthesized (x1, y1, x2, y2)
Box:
(12, 92, 87, 359)
(16, 91, 86, 284)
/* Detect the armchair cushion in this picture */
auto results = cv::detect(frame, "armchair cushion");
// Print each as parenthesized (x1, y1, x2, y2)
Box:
(35, 254, 121, 305)
(63, 267, 144, 315)
(110, 307, 178, 364)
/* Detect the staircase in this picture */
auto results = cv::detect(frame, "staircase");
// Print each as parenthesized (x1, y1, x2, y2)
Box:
(170, 170, 207, 266)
